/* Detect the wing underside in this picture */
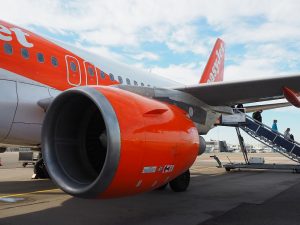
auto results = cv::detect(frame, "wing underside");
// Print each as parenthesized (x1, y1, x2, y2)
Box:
(176, 74, 300, 107)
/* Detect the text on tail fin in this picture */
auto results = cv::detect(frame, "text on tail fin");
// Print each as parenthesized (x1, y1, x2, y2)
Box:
(199, 38, 225, 84)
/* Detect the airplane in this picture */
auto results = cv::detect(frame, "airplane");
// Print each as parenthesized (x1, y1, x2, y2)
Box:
(1, 20, 300, 199)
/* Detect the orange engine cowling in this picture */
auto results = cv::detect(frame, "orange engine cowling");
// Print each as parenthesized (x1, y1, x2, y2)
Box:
(42, 86, 199, 199)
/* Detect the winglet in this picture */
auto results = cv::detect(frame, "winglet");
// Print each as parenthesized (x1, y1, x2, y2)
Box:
(283, 87, 300, 108)
(199, 38, 225, 84)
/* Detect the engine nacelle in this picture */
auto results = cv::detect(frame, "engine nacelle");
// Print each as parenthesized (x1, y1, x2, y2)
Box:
(42, 86, 199, 199)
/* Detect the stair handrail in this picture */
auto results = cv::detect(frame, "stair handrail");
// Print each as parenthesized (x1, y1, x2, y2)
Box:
(242, 128, 300, 162)
(244, 114, 300, 146)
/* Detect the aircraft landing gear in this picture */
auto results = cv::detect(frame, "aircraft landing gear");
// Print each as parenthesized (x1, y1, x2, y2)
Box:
(33, 157, 49, 179)
(155, 183, 168, 190)
(169, 169, 190, 192)
(155, 169, 191, 192)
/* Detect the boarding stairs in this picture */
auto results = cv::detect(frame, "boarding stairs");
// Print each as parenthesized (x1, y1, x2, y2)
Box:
(239, 115, 300, 163)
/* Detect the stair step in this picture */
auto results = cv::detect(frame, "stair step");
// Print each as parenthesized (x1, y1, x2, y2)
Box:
(237, 114, 300, 163)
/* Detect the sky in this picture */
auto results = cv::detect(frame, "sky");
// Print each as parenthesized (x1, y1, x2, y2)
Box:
(1, 0, 300, 145)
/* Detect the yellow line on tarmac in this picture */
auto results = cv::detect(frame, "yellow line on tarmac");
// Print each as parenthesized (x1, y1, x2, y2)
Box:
(0, 189, 60, 199)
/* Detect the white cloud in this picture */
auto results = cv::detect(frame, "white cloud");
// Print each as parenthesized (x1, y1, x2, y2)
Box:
(73, 42, 125, 62)
(151, 63, 204, 85)
(79, 29, 138, 47)
(225, 57, 279, 81)
(224, 41, 300, 81)
(166, 25, 209, 55)
(224, 22, 300, 45)
(130, 52, 160, 61)
(1, 0, 300, 82)
(0, 0, 300, 54)
(1, 0, 300, 144)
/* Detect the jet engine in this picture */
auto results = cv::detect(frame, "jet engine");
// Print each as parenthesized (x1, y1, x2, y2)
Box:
(42, 86, 200, 199)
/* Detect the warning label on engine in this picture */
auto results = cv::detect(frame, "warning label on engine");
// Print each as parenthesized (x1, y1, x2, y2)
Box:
(142, 166, 157, 174)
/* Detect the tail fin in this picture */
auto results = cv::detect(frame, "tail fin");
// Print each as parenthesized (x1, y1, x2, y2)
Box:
(199, 38, 225, 83)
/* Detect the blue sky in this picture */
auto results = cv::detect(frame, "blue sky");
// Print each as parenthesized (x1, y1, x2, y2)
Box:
(1, 0, 300, 145)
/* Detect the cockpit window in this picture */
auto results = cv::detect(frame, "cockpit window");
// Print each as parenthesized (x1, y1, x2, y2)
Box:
(37, 53, 45, 63)
(21, 48, 29, 59)
(134, 81, 138, 86)
(126, 78, 131, 85)
(51, 56, 58, 67)
(141, 82, 145, 86)
(4, 43, 13, 55)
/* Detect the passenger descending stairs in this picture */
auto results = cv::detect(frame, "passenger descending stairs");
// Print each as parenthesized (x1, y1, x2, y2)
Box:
(240, 115, 300, 163)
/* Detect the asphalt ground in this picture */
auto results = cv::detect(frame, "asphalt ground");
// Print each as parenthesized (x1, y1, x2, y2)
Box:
(0, 152, 300, 225)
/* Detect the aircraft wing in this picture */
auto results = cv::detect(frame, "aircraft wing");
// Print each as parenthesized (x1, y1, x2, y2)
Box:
(243, 102, 291, 113)
(175, 74, 300, 106)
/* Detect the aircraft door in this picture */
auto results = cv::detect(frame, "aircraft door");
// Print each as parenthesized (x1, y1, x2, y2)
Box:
(84, 61, 98, 85)
(65, 55, 81, 86)
(0, 80, 17, 141)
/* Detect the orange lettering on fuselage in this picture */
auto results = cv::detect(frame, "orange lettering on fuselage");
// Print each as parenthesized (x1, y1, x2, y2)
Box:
(0, 20, 119, 91)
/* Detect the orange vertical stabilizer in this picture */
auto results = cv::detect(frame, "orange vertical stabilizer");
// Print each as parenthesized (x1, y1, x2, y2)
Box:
(199, 38, 225, 84)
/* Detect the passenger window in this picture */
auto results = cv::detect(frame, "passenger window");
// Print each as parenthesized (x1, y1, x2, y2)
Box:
(21, 48, 29, 59)
(51, 56, 58, 67)
(126, 78, 131, 85)
(109, 73, 115, 81)
(118, 76, 123, 84)
(4, 43, 13, 55)
(70, 62, 77, 72)
(134, 81, 138, 86)
(141, 82, 144, 86)
(37, 53, 45, 63)
(100, 70, 105, 79)
(147, 84, 151, 87)
(88, 67, 94, 76)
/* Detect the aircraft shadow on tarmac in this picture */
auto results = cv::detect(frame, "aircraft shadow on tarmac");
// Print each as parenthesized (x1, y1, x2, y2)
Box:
(0, 180, 56, 194)
(0, 173, 221, 225)
(1, 171, 300, 225)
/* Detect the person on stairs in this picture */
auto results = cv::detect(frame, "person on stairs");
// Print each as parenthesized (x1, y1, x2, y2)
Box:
(272, 119, 278, 132)
(284, 128, 291, 139)
(252, 110, 263, 123)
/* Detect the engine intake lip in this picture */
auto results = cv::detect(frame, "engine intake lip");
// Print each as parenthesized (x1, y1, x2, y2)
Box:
(42, 86, 121, 198)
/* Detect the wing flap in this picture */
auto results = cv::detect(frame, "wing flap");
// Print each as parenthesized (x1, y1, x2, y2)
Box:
(244, 102, 291, 113)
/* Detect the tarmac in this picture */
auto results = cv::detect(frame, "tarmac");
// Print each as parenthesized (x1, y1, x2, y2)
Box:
(1, 152, 300, 225)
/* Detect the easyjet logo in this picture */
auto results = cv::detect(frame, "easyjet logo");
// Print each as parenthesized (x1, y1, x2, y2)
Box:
(0, 24, 33, 48)
(207, 43, 225, 83)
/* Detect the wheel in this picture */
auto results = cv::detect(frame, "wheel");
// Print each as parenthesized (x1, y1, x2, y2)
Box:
(34, 158, 49, 179)
(169, 169, 190, 192)
(225, 167, 231, 172)
(22, 162, 28, 167)
(155, 183, 168, 190)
